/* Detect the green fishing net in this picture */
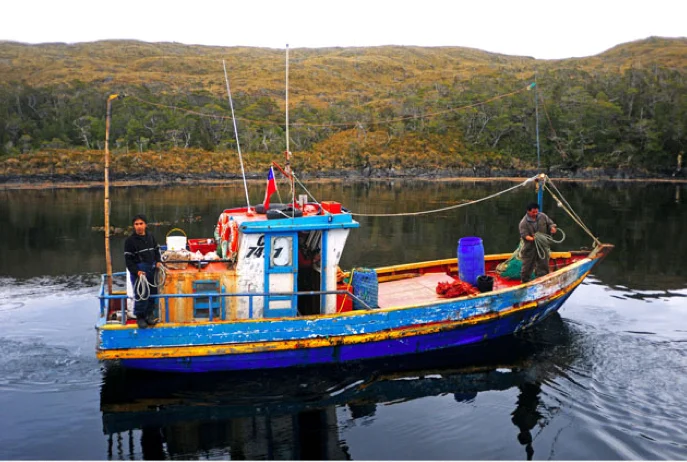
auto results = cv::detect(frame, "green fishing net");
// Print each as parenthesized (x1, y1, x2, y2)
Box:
(495, 242, 525, 280)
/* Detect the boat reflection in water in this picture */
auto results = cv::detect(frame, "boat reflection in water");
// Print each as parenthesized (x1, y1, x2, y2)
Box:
(100, 313, 578, 460)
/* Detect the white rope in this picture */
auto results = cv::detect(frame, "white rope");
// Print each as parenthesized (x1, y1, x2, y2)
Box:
(133, 266, 166, 301)
(349, 176, 538, 217)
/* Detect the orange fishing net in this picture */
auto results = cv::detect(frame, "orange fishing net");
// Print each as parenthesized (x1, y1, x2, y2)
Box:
(436, 280, 479, 298)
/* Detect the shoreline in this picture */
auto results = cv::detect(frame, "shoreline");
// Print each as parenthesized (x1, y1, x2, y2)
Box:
(0, 168, 687, 191)
(1, 172, 686, 191)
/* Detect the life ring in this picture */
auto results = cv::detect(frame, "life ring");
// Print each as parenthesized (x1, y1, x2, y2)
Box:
(216, 214, 239, 259)
(226, 220, 239, 257)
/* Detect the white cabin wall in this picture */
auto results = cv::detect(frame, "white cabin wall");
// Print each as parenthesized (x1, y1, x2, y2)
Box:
(323, 229, 351, 314)
(235, 233, 265, 318)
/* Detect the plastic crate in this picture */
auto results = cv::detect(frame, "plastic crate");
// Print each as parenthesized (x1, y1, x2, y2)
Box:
(188, 238, 217, 254)
(351, 268, 378, 310)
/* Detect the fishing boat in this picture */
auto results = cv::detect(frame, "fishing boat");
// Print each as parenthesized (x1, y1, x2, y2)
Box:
(96, 171, 612, 373)
(96, 50, 611, 372)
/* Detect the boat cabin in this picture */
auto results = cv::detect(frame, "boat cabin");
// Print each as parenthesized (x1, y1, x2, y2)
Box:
(152, 201, 359, 323)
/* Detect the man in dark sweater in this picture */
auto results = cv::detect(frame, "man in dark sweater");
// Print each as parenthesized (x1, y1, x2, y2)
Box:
(518, 202, 556, 283)
(124, 214, 162, 328)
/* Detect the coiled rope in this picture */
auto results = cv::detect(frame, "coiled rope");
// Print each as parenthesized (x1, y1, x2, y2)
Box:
(533, 229, 566, 260)
(133, 265, 167, 301)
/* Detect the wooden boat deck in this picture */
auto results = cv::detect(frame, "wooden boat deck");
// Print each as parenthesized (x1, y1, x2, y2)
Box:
(377, 271, 523, 309)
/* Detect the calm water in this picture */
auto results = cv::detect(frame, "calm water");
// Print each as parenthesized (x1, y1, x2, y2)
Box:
(1, 179, 686, 460)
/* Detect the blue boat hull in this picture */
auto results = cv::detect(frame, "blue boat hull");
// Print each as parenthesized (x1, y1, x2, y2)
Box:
(120, 291, 573, 373)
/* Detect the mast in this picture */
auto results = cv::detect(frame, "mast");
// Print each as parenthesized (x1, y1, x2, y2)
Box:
(533, 77, 544, 211)
(223, 60, 252, 212)
(104, 94, 119, 295)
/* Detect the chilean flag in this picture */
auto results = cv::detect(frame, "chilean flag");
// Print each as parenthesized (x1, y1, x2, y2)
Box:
(263, 166, 277, 209)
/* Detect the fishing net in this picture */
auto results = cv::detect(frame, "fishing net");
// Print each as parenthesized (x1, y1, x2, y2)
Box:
(436, 280, 479, 298)
(495, 241, 525, 280)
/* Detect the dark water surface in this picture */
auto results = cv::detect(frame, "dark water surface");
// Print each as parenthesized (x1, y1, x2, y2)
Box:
(1, 179, 686, 460)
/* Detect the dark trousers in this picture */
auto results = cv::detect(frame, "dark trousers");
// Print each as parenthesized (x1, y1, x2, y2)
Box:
(130, 262, 158, 318)
(520, 242, 549, 283)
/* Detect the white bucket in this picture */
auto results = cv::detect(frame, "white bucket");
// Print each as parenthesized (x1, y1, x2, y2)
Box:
(166, 235, 187, 250)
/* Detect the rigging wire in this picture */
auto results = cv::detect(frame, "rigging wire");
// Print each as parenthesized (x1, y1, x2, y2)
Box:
(543, 176, 602, 246)
(125, 84, 533, 130)
(286, 170, 601, 251)
(222, 60, 252, 211)
(348, 176, 538, 217)
(538, 92, 570, 161)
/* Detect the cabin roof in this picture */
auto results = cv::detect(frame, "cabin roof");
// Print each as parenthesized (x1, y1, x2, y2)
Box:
(239, 213, 359, 234)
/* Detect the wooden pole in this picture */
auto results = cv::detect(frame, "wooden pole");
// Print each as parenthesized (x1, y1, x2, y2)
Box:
(104, 94, 119, 295)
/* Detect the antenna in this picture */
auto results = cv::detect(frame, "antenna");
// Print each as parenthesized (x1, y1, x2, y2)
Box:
(285, 44, 295, 206)
(534, 74, 540, 170)
(223, 59, 252, 212)
(285, 44, 290, 157)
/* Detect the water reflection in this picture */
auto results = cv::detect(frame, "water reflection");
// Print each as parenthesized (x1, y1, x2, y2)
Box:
(2, 181, 686, 291)
(100, 314, 577, 460)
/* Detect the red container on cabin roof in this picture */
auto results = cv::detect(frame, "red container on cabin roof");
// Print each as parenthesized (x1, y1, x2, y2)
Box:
(321, 201, 342, 214)
(188, 238, 217, 254)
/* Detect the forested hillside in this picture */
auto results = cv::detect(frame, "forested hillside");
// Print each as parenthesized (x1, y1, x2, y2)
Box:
(0, 37, 685, 179)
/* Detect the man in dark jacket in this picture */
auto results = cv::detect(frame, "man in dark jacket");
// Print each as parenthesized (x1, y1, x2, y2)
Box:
(518, 202, 556, 283)
(124, 214, 162, 328)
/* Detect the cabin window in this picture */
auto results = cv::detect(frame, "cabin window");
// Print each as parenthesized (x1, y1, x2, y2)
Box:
(192, 280, 223, 320)
(270, 236, 293, 268)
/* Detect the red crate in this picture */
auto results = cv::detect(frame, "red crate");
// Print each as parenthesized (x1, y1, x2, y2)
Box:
(321, 201, 342, 214)
(188, 238, 217, 254)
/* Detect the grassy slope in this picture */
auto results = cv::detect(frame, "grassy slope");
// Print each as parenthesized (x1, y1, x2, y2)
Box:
(0, 37, 685, 181)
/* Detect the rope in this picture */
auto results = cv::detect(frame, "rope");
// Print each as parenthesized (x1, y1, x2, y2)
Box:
(538, 93, 570, 161)
(533, 229, 566, 260)
(293, 174, 322, 208)
(133, 265, 167, 301)
(543, 176, 602, 247)
(292, 171, 600, 252)
(349, 176, 537, 217)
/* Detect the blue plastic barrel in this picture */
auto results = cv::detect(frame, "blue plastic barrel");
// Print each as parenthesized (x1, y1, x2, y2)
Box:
(457, 237, 485, 286)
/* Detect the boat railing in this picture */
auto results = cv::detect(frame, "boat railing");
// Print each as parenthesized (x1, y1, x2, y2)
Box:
(98, 272, 372, 325)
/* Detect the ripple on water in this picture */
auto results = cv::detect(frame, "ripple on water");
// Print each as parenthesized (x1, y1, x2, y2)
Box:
(0, 273, 102, 301)
(543, 326, 687, 458)
(0, 338, 102, 392)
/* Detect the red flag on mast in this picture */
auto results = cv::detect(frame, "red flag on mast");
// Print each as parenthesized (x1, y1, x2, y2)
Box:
(263, 166, 277, 209)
